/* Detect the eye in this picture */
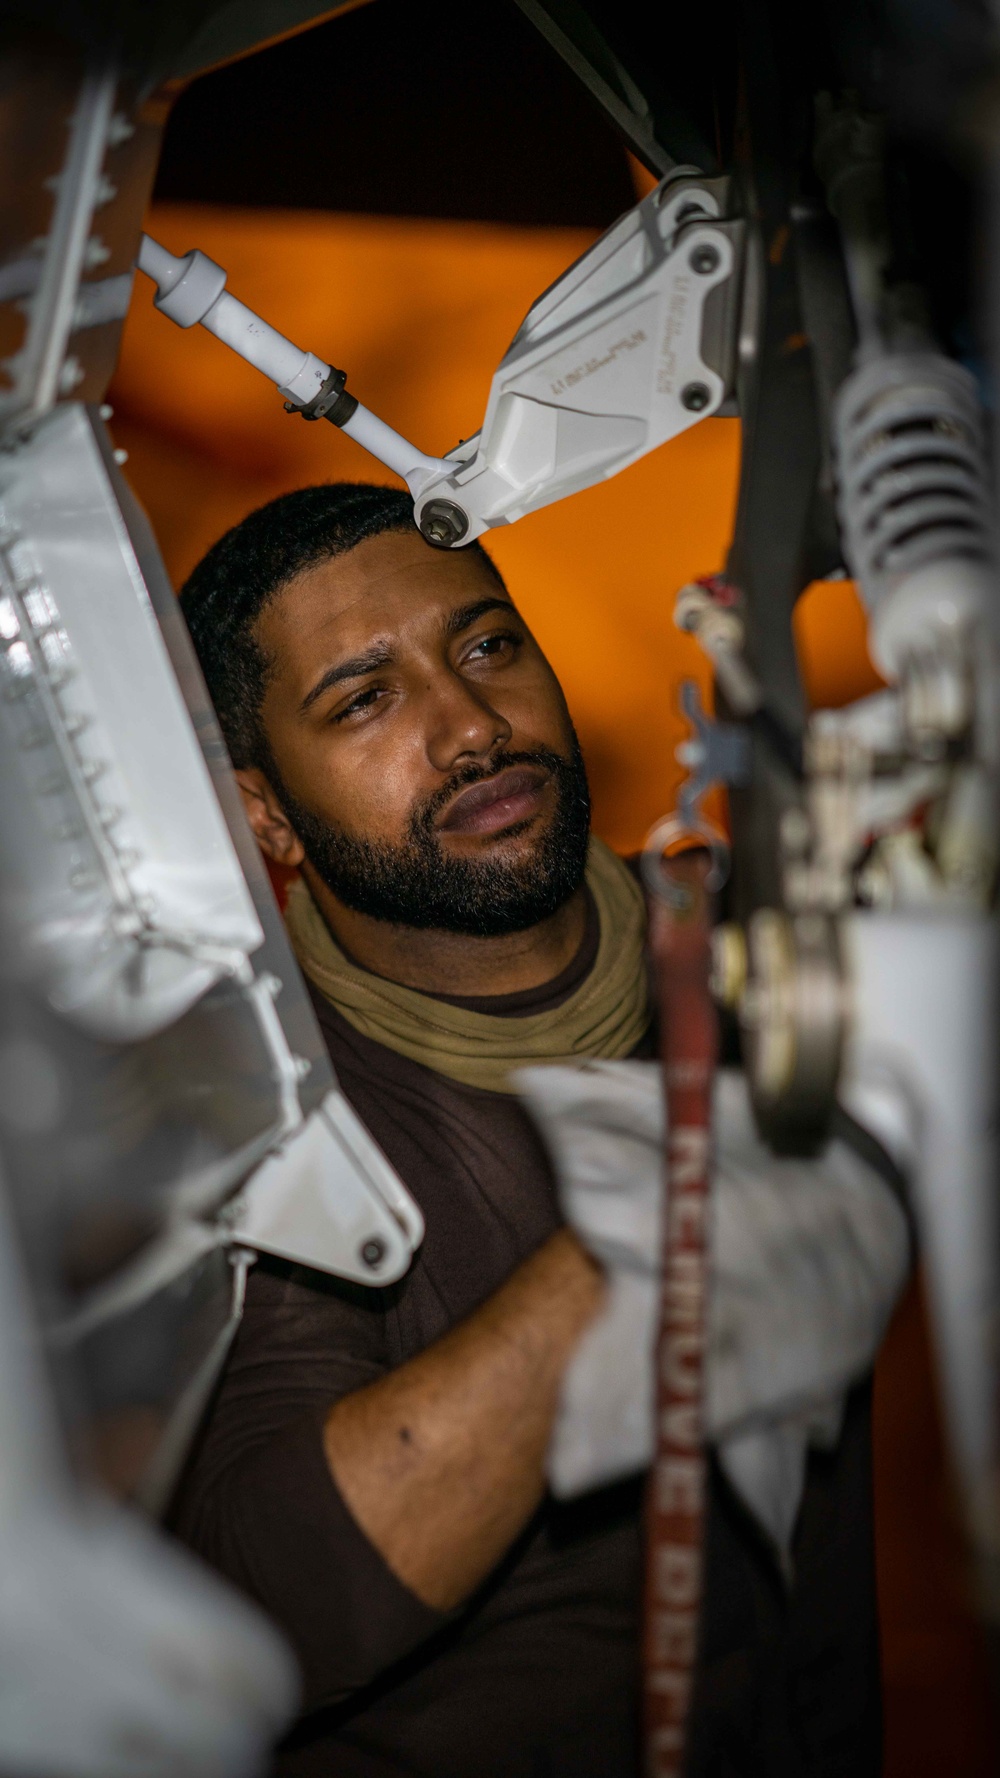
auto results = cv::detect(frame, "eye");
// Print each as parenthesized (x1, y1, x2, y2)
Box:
(466, 627, 523, 663)
(333, 685, 383, 722)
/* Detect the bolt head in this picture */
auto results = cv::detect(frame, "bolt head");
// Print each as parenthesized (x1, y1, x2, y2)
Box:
(418, 499, 469, 549)
(360, 1237, 386, 1269)
(690, 243, 720, 275)
(681, 382, 712, 412)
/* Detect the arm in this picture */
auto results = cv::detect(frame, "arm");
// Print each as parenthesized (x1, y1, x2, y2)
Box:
(323, 1227, 604, 1611)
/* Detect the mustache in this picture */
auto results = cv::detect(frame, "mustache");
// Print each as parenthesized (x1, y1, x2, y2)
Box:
(411, 747, 571, 836)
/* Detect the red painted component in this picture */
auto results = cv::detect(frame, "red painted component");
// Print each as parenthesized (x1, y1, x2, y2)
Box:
(693, 572, 741, 607)
(643, 858, 718, 1778)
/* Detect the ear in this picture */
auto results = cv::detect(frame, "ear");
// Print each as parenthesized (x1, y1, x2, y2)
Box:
(235, 768, 305, 869)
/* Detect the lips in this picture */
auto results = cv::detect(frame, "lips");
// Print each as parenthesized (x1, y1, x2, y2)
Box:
(437, 765, 548, 837)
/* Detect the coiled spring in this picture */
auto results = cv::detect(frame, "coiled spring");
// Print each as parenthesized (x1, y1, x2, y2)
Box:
(832, 351, 992, 614)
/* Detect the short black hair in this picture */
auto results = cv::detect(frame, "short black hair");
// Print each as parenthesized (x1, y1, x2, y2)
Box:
(179, 481, 504, 773)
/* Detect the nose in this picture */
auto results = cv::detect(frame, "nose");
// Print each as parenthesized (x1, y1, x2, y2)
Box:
(423, 672, 511, 775)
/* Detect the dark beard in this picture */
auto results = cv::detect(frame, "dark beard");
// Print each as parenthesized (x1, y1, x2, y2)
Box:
(275, 736, 591, 936)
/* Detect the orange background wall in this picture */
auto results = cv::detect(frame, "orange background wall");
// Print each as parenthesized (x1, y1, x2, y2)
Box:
(109, 203, 880, 856)
(110, 202, 994, 1775)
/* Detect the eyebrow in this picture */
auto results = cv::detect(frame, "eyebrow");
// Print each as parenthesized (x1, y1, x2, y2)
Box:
(443, 595, 516, 639)
(297, 596, 517, 716)
(299, 642, 394, 714)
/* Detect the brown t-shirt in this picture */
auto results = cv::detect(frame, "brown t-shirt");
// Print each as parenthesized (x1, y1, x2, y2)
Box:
(171, 900, 881, 1777)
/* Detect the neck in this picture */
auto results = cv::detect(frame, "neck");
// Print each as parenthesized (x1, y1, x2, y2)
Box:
(301, 862, 588, 997)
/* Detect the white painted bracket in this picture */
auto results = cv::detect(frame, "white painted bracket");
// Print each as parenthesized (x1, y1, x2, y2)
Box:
(225, 1089, 423, 1287)
(414, 180, 742, 544)
(138, 174, 743, 548)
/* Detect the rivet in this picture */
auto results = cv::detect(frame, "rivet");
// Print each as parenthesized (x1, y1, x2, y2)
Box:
(689, 243, 720, 275)
(681, 382, 712, 412)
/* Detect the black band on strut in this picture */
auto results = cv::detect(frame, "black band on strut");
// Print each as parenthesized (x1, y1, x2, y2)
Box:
(285, 365, 359, 427)
(750, 703, 805, 779)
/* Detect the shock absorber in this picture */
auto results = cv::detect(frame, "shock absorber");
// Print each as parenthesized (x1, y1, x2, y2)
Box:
(815, 90, 995, 753)
(832, 349, 994, 748)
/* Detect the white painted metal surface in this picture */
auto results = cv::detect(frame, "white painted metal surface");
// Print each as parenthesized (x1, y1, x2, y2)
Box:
(0, 1159, 299, 1777)
(413, 183, 740, 541)
(841, 911, 1000, 1609)
(0, 404, 264, 1041)
(229, 1089, 425, 1285)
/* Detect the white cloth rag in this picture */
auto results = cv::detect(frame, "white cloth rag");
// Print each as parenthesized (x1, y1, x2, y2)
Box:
(515, 1062, 911, 1564)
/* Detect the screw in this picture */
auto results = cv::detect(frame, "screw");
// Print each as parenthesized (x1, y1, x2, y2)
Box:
(106, 113, 135, 148)
(689, 243, 720, 275)
(360, 1237, 386, 1270)
(58, 357, 84, 394)
(681, 382, 712, 412)
(83, 236, 111, 270)
(418, 500, 469, 549)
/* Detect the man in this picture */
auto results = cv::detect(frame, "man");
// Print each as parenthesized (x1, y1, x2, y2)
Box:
(174, 482, 881, 1777)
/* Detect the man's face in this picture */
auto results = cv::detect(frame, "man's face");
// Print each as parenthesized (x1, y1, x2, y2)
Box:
(248, 529, 590, 934)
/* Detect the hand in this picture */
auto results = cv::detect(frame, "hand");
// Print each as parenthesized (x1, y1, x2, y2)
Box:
(516, 1062, 910, 1557)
